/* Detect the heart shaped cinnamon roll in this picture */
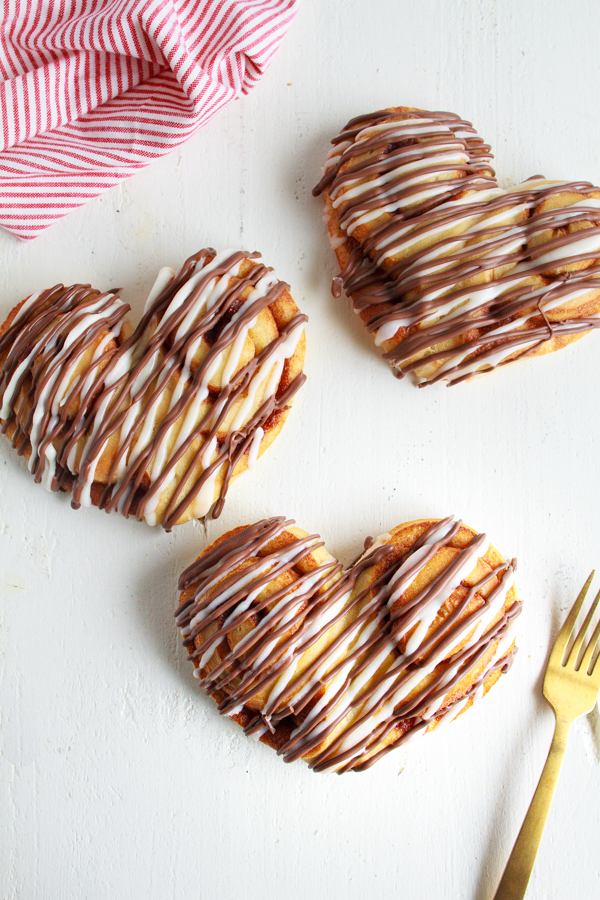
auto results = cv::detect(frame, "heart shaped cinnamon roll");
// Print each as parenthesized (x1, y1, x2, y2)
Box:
(315, 107, 600, 385)
(176, 516, 520, 772)
(0, 250, 306, 529)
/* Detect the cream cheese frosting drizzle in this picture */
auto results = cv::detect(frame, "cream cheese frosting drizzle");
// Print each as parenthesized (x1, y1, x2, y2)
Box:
(176, 516, 521, 773)
(0, 251, 307, 529)
(315, 108, 600, 385)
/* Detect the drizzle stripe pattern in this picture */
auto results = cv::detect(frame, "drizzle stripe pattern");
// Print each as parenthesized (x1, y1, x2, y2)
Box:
(176, 516, 521, 772)
(0, 250, 307, 529)
(315, 107, 600, 385)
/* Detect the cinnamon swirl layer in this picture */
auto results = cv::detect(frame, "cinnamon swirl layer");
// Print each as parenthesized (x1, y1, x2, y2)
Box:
(176, 516, 520, 772)
(315, 107, 600, 385)
(0, 250, 307, 529)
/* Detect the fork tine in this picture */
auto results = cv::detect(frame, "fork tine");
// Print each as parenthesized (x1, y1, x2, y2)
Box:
(567, 585, 600, 669)
(580, 614, 600, 677)
(550, 571, 595, 666)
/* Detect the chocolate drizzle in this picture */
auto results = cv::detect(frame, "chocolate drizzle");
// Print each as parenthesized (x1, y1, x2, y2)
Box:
(176, 516, 521, 773)
(316, 107, 600, 385)
(0, 250, 307, 529)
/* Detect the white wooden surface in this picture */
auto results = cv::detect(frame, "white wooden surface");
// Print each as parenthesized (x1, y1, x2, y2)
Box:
(2, 1, 600, 897)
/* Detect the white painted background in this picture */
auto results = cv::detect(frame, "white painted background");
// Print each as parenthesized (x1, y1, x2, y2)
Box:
(1, 1, 600, 897)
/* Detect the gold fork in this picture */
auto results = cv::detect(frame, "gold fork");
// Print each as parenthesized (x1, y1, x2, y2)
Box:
(493, 571, 600, 900)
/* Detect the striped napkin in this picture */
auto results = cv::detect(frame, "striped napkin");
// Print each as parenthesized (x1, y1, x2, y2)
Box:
(0, 0, 298, 240)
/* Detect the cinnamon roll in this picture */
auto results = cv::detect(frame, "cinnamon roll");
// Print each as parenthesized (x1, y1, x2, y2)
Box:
(176, 516, 520, 772)
(315, 107, 600, 385)
(0, 250, 307, 529)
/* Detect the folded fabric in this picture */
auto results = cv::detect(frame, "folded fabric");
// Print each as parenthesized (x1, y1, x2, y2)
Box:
(0, 0, 298, 240)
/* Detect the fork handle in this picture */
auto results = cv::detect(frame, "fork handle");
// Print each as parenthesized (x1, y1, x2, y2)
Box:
(492, 714, 571, 900)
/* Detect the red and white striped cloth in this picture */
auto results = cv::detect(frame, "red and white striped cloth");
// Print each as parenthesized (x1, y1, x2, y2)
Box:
(0, 0, 299, 240)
